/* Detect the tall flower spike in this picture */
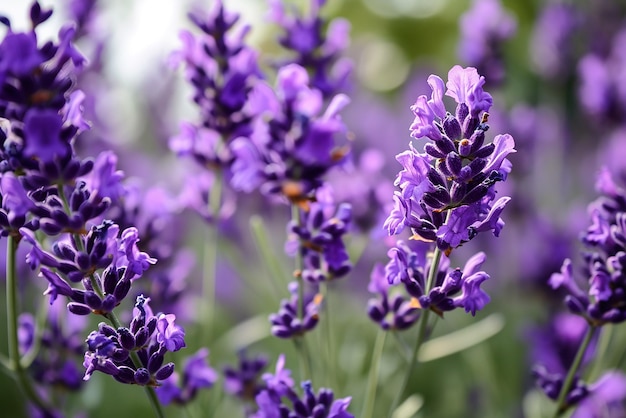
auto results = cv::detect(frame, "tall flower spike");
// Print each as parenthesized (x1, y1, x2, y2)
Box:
(387, 65, 513, 254)
(169, 0, 263, 168)
(269, 0, 352, 98)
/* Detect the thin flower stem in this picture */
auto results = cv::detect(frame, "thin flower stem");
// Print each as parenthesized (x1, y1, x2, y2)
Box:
(202, 168, 223, 342)
(388, 242, 444, 416)
(551, 324, 598, 418)
(291, 204, 305, 318)
(320, 281, 336, 388)
(249, 215, 288, 296)
(361, 329, 387, 418)
(293, 336, 313, 382)
(6, 235, 56, 414)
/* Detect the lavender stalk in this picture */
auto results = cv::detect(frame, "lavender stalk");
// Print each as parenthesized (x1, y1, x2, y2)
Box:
(361, 328, 387, 418)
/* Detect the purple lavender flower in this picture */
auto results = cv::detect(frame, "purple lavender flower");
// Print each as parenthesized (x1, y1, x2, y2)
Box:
(156, 348, 217, 405)
(269, 0, 352, 98)
(458, 0, 516, 84)
(169, 0, 262, 168)
(252, 355, 354, 418)
(230, 64, 350, 204)
(223, 351, 268, 401)
(82, 295, 182, 386)
(386, 65, 514, 254)
(549, 168, 626, 324)
(285, 187, 352, 282)
(269, 281, 322, 338)
(367, 262, 420, 330)
(530, 3, 579, 78)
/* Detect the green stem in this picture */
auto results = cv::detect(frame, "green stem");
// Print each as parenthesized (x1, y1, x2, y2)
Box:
(388, 243, 444, 416)
(361, 329, 387, 418)
(202, 169, 223, 342)
(293, 336, 313, 382)
(320, 282, 336, 388)
(291, 204, 304, 318)
(6, 235, 56, 413)
(249, 216, 287, 296)
(551, 325, 598, 418)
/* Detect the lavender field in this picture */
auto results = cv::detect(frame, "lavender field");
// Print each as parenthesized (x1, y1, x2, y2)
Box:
(1, 0, 626, 417)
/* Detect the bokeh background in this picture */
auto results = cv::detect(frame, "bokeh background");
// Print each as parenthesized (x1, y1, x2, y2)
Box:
(1, 0, 626, 417)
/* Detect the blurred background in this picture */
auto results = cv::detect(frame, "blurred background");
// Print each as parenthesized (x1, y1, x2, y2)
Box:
(2, 0, 626, 417)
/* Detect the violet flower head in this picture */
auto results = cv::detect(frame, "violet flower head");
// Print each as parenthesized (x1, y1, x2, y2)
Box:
(387, 65, 514, 254)
(230, 64, 351, 204)
(550, 168, 626, 325)
(169, 0, 262, 168)
(82, 295, 182, 386)
(458, 0, 516, 84)
(285, 188, 352, 282)
(367, 262, 420, 330)
(252, 355, 354, 418)
(223, 350, 268, 401)
(156, 348, 217, 405)
(269, 0, 352, 98)
(269, 281, 322, 338)
(530, 2, 579, 79)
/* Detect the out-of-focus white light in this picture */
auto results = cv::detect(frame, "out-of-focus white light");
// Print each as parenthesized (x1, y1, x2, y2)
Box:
(356, 36, 409, 92)
(363, 0, 448, 18)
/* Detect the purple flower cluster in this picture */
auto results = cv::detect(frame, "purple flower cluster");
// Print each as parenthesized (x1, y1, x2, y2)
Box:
(385, 66, 513, 253)
(270, 281, 322, 339)
(285, 188, 351, 282)
(169, 0, 262, 168)
(231, 63, 350, 203)
(223, 351, 268, 401)
(551, 168, 626, 324)
(269, 0, 352, 98)
(379, 65, 514, 321)
(83, 295, 185, 385)
(458, 0, 516, 84)
(251, 355, 353, 418)
(156, 348, 218, 405)
(367, 262, 420, 330)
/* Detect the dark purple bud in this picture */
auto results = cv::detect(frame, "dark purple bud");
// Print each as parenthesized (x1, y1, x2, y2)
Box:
(113, 278, 131, 302)
(40, 219, 63, 235)
(424, 143, 446, 158)
(473, 143, 495, 159)
(469, 130, 487, 155)
(84, 292, 102, 310)
(460, 184, 489, 205)
(115, 366, 135, 384)
(367, 301, 385, 322)
(135, 327, 150, 348)
(118, 328, 136, 350)
(146, 317, 157, 336)
(442, 114, 462, 140)
(427, 168, 446, 187)
(67, 302, 91, 315)
(134, 368, 151, 386)
(564, 295, 587, 315)
(433, 136, 456, 155)
(462, 117, 480, 139)
(446, 153, 462, 176)
(101, 294, 117, 312)
(450, 182, 468, 203)
(148, 352, 165, 374)
(456, 103, 469, 125)
(155, 363, 175, 381)
(75, 252, 91, 271)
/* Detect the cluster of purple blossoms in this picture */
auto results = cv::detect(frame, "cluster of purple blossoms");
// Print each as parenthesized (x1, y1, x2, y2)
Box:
(269, 0, 352, 98)
(156, 348, 218, 405)
(223, 351, 269, 401)
(285, 187, 351, 282)
(231, 63, 351, 204)
(270, 281, 322, 339)
(379, 65, 515, 320)
(367, 262, 420, 330)
(458, 0, 516, 85)
(530, 313, 626, 416)
(169, 0, 262, 168)
(83, 295, 185, 385)
(18, 300, 87, 391)
(551, 168, 626, 325)
(251, 355, 353, 418)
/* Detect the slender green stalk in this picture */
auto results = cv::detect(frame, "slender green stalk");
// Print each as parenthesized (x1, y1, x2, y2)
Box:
(293, 336, 313, 382)
(249, 215, 288, 296)
(361, 329, 387, 418)
(551, 325, 598, 418)
(320, 281, 336, 388)
(588, 325, 612, 382)
(291, 204, 305, 317)
(388, 244, 444, 416)
(6, 235, 56, 414)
